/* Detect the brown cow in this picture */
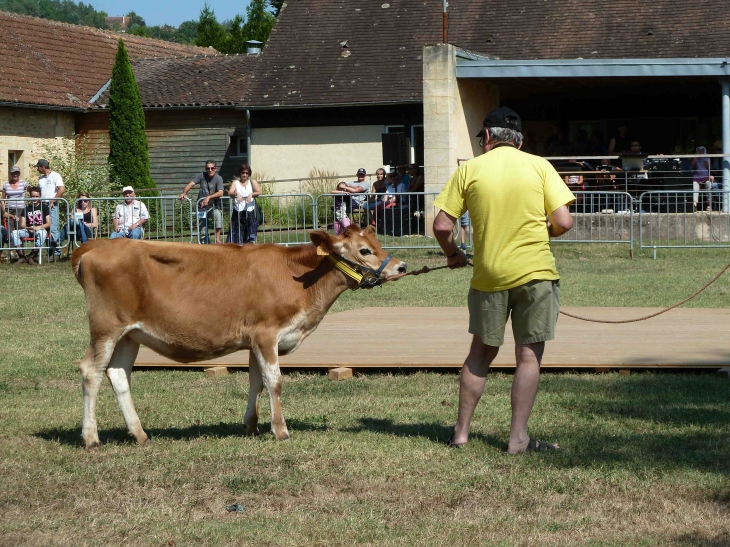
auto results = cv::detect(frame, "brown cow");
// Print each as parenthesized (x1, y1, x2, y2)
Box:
(72, 226, 406, 448)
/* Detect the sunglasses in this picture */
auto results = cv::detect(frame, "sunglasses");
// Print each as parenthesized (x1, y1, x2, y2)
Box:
(206, 167, 217, 171)
(240, 171, 251, 176)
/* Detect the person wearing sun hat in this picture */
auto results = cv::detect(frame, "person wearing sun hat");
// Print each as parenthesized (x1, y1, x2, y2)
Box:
(433, 106, 576, 454)
(110, 186, 148, 240)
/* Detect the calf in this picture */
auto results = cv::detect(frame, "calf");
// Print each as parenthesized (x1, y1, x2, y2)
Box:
(72, 226, 406, 448)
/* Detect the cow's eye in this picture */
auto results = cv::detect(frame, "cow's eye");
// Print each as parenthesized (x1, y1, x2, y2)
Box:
(359, 248, 372, 256)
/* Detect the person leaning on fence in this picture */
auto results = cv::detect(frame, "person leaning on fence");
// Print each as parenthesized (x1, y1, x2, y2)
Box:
(228, 163, 261, 244)
(179, 160, 224, 244)
(60, 191, 98, 247)
(363, 168, 387, 212)
(433, 106, 575, 454)
(2, 165, 29, 237)
(110, 186, 148, 240)
(35, 159, 64, 256)
(11, 186, 50, 265)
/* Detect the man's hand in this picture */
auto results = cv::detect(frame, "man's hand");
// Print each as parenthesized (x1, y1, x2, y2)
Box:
(447, 249, 468, 269)
(201, 197, 210, 208)
(178, 193, 187, 201)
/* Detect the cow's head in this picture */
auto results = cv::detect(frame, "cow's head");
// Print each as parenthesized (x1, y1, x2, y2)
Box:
(310, 226, 407, 287)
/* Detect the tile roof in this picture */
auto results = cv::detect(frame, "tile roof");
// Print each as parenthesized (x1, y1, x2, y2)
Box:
(0, 10, 215, 109)
(243, 0, 442, 108)
(245, 0, 730, 108)
(91, 54, 260, 109)
(448, 0, 730, 60)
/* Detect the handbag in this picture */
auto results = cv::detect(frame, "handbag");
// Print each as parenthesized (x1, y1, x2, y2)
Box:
(254, 199, 264, 225)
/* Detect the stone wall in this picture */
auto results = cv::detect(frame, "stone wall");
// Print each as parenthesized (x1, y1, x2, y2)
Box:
(0, 106, 75, 181)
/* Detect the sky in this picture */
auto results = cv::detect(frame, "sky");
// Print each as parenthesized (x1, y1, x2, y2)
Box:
(89, 1, 251, 27)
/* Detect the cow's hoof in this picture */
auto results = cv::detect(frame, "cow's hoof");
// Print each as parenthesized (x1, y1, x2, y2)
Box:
(244, 426, 259, 437)
(85, 441, 102, 450)
(274, 432, 291, 441)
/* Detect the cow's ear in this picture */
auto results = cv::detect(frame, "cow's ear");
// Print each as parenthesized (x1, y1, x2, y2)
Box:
(363, 225, 376, 236)
(343, 225, 361, 238)
(310, 230, 333, 256)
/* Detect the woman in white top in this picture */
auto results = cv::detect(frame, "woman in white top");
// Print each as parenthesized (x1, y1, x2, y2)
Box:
(227, 163, 262, 244)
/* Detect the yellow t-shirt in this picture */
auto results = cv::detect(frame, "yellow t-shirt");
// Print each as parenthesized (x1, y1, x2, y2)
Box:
(434, 145, 575, 292)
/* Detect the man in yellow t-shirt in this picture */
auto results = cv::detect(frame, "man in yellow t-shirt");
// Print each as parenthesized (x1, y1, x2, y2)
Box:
(433, 106, 575, 454)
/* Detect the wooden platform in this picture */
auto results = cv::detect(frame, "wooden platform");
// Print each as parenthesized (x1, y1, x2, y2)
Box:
(133, 307, 730, 370)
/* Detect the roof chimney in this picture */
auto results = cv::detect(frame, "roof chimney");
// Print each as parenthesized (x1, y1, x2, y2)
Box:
(246, 40, 263, 55)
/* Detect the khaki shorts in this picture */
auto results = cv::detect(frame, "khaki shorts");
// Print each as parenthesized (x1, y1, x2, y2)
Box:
(468, 279, 561, 347)
(198, 208, 223, 229)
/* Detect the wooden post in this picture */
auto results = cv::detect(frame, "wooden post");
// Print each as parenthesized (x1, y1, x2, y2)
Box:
(717, 368, 730, 379)
(205, 366, 229, 377)
(619, 369, 631, 376)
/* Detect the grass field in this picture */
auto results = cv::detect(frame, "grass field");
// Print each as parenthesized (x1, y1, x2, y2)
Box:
(1, 244, 729, 546)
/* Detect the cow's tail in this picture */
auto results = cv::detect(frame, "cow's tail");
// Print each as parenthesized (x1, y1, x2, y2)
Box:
(71, 241, 97, 287)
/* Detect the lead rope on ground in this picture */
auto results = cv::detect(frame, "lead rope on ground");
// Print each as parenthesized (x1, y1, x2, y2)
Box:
(381, 260, 730, 324)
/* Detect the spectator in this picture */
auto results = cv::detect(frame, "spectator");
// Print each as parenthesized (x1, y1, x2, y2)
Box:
(363, 168, 388, 212)
(691, 146, 714, 211)
(546, 127, 572, 157)
(11, 186, 50, 265)
(60, 192, 98, 247)
(572, 129, 590, 157)
(589, 131, 608, 156)
(1, 200, 8, 260)
(35, 159, 64, 256)
(608, 122, 631, 155)
(397, 165, 410, 188)
(332, 181, 353, 235)
(348, 168, 370, 210)
(2, 165, 28, 238)
(110, 186, 148, 240)
(179, 160, 224, 244)
(407, 164, 424, 193)
(383, 171, 407, 207)
(332, 168, 369, 232)
(228, 163, 261, 244)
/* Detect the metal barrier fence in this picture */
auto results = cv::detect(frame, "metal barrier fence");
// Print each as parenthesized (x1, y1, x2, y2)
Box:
(551, 192, 634, 247)
(1, 197, 70, 264)
(196, 194, 316, 246)
(313, 192, 451, 249)
(74, 196, 195, 244)
(639, 190, 730, 249)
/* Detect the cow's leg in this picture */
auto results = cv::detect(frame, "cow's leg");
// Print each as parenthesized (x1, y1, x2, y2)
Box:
(243, 350, 263, 436)
(105, 336, 148, 445)
(251, 337, 290, 441)
(79, 339, 116, 449)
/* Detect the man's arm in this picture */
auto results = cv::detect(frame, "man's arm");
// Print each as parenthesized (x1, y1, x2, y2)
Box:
(547, 205, 573, 237)
(132, 203, 149, 231)
(40, 214, 51, 230)
(179, 181, 196, 200)
(433, 210, 467, 268)
(112, 206, 120, 232)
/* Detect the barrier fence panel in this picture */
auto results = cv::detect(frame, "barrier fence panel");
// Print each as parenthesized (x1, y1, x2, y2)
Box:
(196, 194, 315, 246)
(314, 192, 447, 249)
(82, 196, 195, 244)
(551, 191, 634, 247)
(639, 190, 730, 249)
(1, 197, 69, 264)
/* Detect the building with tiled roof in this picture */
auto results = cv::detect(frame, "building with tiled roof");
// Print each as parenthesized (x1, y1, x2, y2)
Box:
(0, 10, 258, 190)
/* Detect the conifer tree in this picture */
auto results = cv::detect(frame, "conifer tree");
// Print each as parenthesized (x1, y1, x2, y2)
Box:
(108, 38, 154, 190)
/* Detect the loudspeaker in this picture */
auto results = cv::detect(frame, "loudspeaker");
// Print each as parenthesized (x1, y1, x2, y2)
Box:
(382, 132, 409, 166)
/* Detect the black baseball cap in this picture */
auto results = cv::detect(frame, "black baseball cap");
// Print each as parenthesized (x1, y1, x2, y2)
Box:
(356, 168, 366, 176)
(475, 106, 522, 137)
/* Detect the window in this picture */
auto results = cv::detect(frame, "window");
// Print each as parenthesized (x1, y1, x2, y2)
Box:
(8, 150, 22, 178)
(229, 135, 248, 159)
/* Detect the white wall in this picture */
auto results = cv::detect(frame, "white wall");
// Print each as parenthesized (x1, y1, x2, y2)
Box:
(251, 125, 386, 192)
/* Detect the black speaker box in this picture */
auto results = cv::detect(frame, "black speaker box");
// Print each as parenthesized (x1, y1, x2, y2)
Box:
(382, 132, 409, 166)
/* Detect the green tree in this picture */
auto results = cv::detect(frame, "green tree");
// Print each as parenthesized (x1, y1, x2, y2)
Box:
(195, 3, 225, 50)
(125, 10, 145, 27)
(107, 39, 154, 190)
(268, 0, 285, 17)
(243, 0, 275, 44)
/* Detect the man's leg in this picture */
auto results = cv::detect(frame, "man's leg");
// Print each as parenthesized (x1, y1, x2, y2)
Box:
(451, 335, 499, 446)
(213, 209, 222, 244)
(50, 205, 60, 246)
(507, 342, 545, 454)
(129, 228, 143, 239)
(11, 229, 28, 258)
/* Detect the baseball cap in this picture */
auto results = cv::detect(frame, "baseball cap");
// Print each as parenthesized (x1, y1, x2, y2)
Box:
(34, 159, 50, 168)
(10, 165, 20, 173)
(475, 106, 522, 137)
(356, 168, 366, 176)
(122, 186, 135, 193)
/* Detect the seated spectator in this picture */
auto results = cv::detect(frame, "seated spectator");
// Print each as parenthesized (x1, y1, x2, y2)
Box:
(363, 168, 387, 211)
(2, 165, 29, 237)
(332, 181, 352, 235)
(609, 122, 632, 155)
(407, 164, 424, 192)
(589, 131, 608, 156)
(60, 192, 98, 246)
(383, 171, 407, 207)
(110, 186, 148, 240)
(691, 146, 714, 211)
(397, 165, 410, 188)
(11, 186, 49, 265)
(331, 168, 369, 232)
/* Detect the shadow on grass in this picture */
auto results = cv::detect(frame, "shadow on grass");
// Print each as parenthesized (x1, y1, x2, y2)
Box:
(671, 533, 730, 547)
(341, 417, 505, 451)
(34, 417, 329, 447)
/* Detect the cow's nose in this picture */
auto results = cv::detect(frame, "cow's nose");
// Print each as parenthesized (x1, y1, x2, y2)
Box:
(397, 262, 407, 273)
